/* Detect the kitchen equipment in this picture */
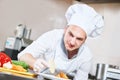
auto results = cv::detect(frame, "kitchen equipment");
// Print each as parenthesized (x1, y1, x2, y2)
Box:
(4, 37, 21, 60)
(15, 24, 31, 39)
(15, 24, 25, 39)
(96, 63, 108, 80)
(4, 37, 33, 60)
(20, 38, 33, 51)
(4, 24, 33, 60)
(23, 28, 31, 39)
(96, 63, 120, 80)
(107, 65, 120, 80)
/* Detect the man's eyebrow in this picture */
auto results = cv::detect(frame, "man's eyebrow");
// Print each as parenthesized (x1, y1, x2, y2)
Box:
(69, 30, 84, 41)
(68, 30, 74, 36)
(76, 37, 84, 41)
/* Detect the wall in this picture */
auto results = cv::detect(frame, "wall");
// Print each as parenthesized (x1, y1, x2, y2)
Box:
(89, 3, 120, 75)
(0, 0, 120, 75)
(0, 0, 72, 50)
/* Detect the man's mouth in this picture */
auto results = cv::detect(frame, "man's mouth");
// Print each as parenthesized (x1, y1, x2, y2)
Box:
(68, 44, 74, 48)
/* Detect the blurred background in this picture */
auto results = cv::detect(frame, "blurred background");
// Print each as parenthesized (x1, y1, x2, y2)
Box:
(0, 0, 120, 77)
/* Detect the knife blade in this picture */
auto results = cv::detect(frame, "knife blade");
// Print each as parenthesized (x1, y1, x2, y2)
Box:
(40, 67, 49, 73)
(48, 59, 55, 74)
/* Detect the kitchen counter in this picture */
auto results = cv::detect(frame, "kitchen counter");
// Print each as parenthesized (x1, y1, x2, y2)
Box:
(0, 69, 94, 80)
(0, 67, 95, 80)
(0, 68, 60, 80)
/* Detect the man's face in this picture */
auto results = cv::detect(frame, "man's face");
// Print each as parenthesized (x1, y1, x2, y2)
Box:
(64, 25, 87, 51)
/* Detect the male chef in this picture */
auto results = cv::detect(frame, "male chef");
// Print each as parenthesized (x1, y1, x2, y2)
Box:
(18, 3, 104, 80)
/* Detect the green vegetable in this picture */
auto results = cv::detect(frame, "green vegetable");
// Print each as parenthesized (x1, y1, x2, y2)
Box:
(12, 60, 29, 70)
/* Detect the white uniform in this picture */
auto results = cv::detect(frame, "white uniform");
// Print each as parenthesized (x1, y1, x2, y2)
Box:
(18, 29, 93, 80)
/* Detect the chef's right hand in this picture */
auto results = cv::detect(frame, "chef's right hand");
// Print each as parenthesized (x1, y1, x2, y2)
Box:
(33, 59, 49, 73)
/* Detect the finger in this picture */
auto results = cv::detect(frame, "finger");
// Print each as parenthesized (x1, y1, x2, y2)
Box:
(34, 62, 47, 73)
(41, 59, 49, 67)
(37, 63, 45, 69)
(34, 65, 40, 73)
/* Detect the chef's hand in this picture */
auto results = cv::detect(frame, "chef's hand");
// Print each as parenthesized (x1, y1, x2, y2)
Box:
(33, 59, 49, 73)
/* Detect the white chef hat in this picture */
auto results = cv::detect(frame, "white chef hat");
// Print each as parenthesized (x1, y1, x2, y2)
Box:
(65, 3, 104, 38)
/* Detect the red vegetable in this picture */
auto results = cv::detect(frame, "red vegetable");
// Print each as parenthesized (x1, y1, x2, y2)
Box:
(0, 52, 11, 67)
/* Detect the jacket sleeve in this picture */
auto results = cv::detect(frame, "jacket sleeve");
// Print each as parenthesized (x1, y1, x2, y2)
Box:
(18, 29, 58, 59)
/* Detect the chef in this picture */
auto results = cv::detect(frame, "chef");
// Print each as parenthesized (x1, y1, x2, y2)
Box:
(18, 3, 104, 80)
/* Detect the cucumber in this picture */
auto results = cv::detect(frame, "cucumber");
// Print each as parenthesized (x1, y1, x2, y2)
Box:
(12, 60, 29, 70)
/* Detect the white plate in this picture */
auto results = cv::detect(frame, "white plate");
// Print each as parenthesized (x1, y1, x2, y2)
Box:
(38, 73, 71, 80)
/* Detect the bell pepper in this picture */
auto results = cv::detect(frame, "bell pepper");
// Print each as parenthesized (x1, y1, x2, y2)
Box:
(0, 52, 11, 67)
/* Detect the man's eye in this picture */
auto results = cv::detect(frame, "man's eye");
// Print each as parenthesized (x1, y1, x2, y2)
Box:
(69, 32, 73, 37)
(77, 38, 83, 41)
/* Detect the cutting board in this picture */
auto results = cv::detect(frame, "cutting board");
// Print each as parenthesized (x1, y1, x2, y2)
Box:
(0, 67, 37, 78)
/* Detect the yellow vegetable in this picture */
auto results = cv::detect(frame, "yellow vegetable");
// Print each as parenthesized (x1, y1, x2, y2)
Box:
(11, 64, 27, 72)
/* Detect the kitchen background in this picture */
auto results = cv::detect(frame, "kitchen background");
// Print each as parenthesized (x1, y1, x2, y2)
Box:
(0, 0, 120, 76)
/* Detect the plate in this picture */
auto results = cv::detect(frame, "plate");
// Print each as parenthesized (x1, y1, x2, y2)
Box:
(38, 73, 71, 80)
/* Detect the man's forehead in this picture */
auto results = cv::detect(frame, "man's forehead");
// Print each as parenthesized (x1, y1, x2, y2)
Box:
(66, 25, 87, 39)
(67, 25, 81, 32)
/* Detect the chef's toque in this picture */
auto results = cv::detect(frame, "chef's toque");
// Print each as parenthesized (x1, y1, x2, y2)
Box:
(65, 4, 104, 37)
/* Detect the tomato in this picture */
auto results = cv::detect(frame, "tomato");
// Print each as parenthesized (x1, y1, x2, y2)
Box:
(0, 52, 11, 67)
(0, 62, 1, 66)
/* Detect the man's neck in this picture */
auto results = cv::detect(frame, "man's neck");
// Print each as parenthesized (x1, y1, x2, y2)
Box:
(67, 49, 79, 59)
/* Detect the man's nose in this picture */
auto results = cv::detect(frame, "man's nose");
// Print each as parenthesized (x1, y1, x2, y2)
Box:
(70, 37, 76, 45)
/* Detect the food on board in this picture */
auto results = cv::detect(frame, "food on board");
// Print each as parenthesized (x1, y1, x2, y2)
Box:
(11, 64, 27, 72)
(0, 52, 28, 72)
(0, 52, 11, 67)
(56, 72, 69, 79)
(12, 60, 29, 70)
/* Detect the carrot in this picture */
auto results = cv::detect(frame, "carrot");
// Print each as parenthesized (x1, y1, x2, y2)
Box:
(60, 72, 68, 79)
(11, 64, 27, 72)
(56, 72, 69, 79)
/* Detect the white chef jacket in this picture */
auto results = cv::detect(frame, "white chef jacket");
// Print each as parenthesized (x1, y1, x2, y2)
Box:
(18, 29, 93, 80)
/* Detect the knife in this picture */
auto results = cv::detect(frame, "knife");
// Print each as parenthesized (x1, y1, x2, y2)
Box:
(48, 59, 55, 74)
(40, 67, 49, 73)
